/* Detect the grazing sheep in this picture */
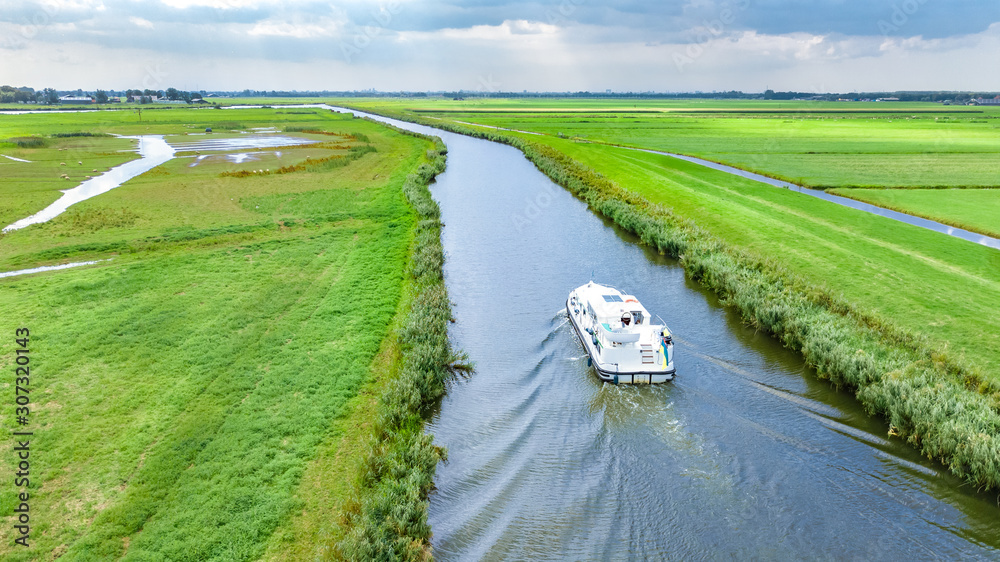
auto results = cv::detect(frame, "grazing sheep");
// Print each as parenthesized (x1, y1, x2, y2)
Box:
(78, 161, 83, 165)
(60, 162, 66, 166)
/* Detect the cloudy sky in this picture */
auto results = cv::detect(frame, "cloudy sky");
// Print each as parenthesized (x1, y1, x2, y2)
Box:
(1, 0, 999, 92)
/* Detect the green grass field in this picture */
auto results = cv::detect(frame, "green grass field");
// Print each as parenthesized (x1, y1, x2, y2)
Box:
(342, 98, 1000, 380)
(0, 107, 438, 559)
(827, 188, 1000, 238)
(347, 98, 1000, 190)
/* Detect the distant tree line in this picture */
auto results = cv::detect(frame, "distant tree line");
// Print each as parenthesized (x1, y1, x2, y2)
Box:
(759, 90, 995, 103)
(0, 85, 56, 104)
(0, 85, 211, 104)
(3, 85, 998, 104)
(443, 90, 1000, 102)
(227, 89, 1000, 102)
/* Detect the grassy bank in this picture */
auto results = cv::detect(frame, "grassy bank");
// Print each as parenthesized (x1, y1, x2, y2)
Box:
(0, 108, 453, 559)
(259, 129, 457, 561)
(334, 130, 463, 559)
(339, 104, 1000, 491)
(826, 188, 1000, 239)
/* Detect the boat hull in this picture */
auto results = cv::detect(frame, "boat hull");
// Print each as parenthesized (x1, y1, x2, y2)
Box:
(566, 297, 676, 384)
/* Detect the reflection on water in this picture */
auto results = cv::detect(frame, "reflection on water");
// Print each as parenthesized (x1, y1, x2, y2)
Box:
(168, 135, 314, 152)
(330, 109, 1000, 560)
(186, 150, 290, 167)
(0, 259, 110, 278)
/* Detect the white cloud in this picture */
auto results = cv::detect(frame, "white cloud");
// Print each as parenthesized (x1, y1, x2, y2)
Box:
(248, 19, 337, 39)
(38, 0, 106, 10)
(157, 0, 266, 9)
(401, 19, 559, 43)
(129, 16, 154, 29)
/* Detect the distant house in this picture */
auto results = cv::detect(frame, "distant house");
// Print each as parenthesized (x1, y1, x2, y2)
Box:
(974, 96, 1000, 106)
(875, 97, 900, 102)
(58, 95, 93, 104)
(128, 95, 160, 103)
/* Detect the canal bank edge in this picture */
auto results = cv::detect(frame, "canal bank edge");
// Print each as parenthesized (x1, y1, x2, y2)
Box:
(334, 127, 469, 560)
(345, 106, 1000, 493)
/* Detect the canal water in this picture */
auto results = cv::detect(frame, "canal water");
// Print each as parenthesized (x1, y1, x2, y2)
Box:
(337, 108, 1000, 560)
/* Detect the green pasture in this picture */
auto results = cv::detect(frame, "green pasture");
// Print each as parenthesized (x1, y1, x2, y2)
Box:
(0, 107, 436, 559)
(826, 188, 1000, 239)
(347, 98, 1000, 190)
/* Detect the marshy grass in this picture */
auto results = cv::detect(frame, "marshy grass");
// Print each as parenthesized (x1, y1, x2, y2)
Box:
(3, 136, 47, 148)
(50, 131, 111, 138)
(62, 207, 140, 232)
(219, 144, 378, 178)
(207, 121, 244, 130)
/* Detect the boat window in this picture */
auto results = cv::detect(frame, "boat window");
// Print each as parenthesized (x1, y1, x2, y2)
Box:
(602, 295, 623, 303)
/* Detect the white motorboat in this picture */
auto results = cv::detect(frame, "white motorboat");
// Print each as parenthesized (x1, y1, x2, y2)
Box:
(567, 281, 675, 384)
